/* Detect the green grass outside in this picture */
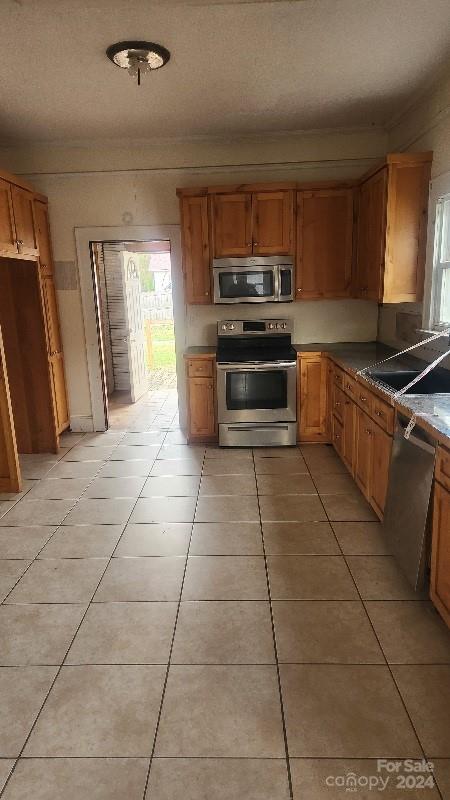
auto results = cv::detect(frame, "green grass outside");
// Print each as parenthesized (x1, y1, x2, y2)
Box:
(146, 321, 176, 370)
(151, 340, 176, 370)
(151, 322, 174, 342)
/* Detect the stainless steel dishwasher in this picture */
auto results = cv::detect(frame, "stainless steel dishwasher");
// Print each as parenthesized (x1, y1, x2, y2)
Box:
(382, 414, 436, 591)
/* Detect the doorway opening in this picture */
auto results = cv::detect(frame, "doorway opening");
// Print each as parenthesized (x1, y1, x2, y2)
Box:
(90, 239, 177, 428)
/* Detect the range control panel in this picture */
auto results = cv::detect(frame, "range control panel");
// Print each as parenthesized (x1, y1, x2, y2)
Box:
(217, 319, 292, 336)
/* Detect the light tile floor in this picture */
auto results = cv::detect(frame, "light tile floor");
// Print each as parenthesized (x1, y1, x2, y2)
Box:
(0, 388, 449, 799)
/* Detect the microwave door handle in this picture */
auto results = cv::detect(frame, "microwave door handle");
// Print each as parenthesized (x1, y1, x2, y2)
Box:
(274, 265, 280, 300)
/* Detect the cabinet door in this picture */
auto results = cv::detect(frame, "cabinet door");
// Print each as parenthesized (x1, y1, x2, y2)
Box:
(40, 273, 70, 434)
(188, 376, 216, 438)
(430, 482, 450, 627)
(296, 189, 353, 299)
(11, 186, 39, 256)
(298, 355, 327, 441)
(355, 169, 387, 300)
(180, 195, 211, 304)
(252, 191, 293, 255)
(33, 199, 54, 275)
(332, 414, 344, 458)
(213, 193, 252, 257)
(370, 422, 392, 518)
(325, 359, 334, 441)
(0, 179, 18, 256)
(0, 324, 21, 493)
(354, 407, 372, 498)
(342, 397, 356, 474)
(383, 160, 431, 303)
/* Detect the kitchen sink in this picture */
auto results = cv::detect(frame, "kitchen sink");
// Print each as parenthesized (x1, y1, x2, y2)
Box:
(369, 369, 450, 394)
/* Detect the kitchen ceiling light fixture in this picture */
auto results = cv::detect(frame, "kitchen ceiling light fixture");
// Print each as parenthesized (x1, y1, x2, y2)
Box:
(106, 41, 170, 86)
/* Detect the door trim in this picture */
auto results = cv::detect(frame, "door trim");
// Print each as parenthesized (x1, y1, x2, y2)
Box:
(75, 225, 184, 432)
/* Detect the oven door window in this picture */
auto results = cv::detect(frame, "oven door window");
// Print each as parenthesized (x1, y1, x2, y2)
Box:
(219, 270, 274, 299)
(226, 370, 287, 410)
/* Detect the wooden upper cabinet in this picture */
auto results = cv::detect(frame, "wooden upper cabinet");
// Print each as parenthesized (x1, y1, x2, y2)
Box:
(355, 168, 387, 301)
(180, 195, 211, 304)
(383, 158, 432, 302)
(212, 189, 294, 258)
(252, 191, 293, 255)
(0, 178, 18, 256)
(10, 186, 38, 256)
(355, 153, 432, 303)
(33, 200, 54, 274)
(213, 193, 252, 257)
(296, 188, 353, 299)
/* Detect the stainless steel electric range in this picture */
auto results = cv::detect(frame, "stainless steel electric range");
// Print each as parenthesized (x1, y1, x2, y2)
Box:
(216, 319, 297, 447)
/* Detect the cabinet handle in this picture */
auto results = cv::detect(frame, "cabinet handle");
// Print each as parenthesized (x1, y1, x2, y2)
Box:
(374, 410, 383, 417)
(334, 401, 341, 407)
(297, 288, 302, 293)
(205, 291, 209, 296)
(365, 428, 372, 436)
(17, 239, 24, 245)
(346, 383, 352, 390)
(246, 242, 252, 247)
(360, 395, 367, 402)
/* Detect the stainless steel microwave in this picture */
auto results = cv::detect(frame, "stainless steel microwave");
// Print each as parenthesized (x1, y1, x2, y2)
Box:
(213, 256, 294, 303)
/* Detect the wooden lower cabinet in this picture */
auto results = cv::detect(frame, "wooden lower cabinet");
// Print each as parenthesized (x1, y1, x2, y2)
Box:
(352, 406, 391, 519)
(186, 357, 217, 442)
(369, 422, 392, 518)
(298, 354, 327, 442)
(332, 414, 343, 458)
(354, 407, 372, 498)
(342, 397, 356, 474)
(430, 481, 450, 627)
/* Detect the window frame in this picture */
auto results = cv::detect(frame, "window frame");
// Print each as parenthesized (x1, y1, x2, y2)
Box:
(423, 170, 450, 336)
(430, 194, 450, 329)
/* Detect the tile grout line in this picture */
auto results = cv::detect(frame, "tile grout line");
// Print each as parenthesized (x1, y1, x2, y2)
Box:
(0, 396, 173, 798)
(141, 440, 207, 800)
(253, 449, 294, 800)
(306, 450, 444, 798)
(0, 429, 135, 605)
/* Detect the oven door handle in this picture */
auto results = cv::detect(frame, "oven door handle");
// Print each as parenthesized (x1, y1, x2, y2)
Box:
(216, 362, 297, 371)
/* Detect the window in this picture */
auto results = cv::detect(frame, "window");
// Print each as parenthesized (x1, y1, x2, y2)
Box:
(431, 193, 450, 328)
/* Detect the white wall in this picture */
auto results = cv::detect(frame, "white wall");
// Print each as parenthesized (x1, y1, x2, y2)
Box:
(378, 66, 450, 356)
(0, 128, 387, 428)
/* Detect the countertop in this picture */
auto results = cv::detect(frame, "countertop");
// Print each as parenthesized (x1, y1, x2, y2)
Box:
(184, 341, 450, 446)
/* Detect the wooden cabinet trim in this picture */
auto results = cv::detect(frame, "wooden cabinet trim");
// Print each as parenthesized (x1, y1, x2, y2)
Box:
(0, 178, 18, 256)
(436, 446, 450, 492)
(430, 482, 450, 627)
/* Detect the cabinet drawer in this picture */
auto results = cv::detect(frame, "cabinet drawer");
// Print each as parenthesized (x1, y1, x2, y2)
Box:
(332, 385, 345, 424)
(436, 446, 450, 492)
(187, 359, 213, 377)
(355, 384, 373, 416)
(372, 395, 394, 435)
(343, 374, 357, 401)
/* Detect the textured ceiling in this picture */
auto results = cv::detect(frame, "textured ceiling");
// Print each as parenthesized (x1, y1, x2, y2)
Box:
(0, 0, 449, 144)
